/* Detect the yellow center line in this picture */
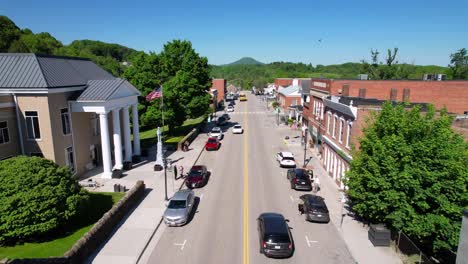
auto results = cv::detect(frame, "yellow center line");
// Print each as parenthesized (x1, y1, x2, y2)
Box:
(243, 103, 249, 264)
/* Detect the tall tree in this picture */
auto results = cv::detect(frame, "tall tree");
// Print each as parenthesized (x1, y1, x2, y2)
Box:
(0, 16, 21, 52)
(361, 48, 410, 80)
(19, 32, 63, 54)
(345, 102, 468, 255)
(449, 48, 468, 79)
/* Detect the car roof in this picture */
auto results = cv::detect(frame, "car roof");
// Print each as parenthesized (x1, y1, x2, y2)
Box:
(212, 127, 221, 131)
(300, 194, 325, 205)
(234, 124, 242, 127)
(260, 213, 289, 235)
(291, 168, 307, 177)
(172, 189, 193, 200)
(280, 152, 294, 157)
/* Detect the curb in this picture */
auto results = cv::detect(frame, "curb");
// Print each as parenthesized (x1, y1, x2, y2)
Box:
(135, 139, 206, 264)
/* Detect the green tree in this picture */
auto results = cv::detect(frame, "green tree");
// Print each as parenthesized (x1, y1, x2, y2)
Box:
(19, 32, 63, 54)
(360, 48, 410, 80)
(0, 16, 21, 52)
(0, 156, 89, 245)
(449, 48, 468, 79)
(345, 102, 468, 254)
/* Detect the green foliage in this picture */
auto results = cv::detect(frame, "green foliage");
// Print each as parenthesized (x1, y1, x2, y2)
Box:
(360, 48, 412, 80)
(226, 57, 264, 65)
(0, 16, 21, 52)
(18, 32, 63, 54)
(449, 48, 468, 79)
(0, 156, 90, 245)
(124, 40, 211, 130)
(345, 103, 468, 254)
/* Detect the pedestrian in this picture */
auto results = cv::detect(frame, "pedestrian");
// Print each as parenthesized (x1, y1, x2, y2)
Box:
(314, 176, 321, 192)
(179, 165, 184, 179)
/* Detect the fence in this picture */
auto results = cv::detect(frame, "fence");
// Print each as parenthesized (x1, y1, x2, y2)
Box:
(392, 230, 457, 264)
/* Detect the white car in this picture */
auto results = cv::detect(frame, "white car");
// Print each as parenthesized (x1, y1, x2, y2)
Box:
(209, 127, 223, 140)
(232, 124, 243, 134)
(227, 105, 234, 112)
(276, 151, 296, 168)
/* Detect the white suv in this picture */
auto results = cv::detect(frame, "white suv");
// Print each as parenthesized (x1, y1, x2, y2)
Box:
(209, 127, 223, 140)
(232, 124, 243, 134)
(276, 151, 296, 168)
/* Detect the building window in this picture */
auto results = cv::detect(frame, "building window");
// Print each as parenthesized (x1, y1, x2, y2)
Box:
(339, 119, 344, 143)
(25, 111, 41, 139)
(390, 88, 398, 101)
(0, 121, 10, 144)
(327, 112, 332, 134)
(91, 114, 100, 136)
(61, 108, 71, 135)
(358, 88, 366, 98)
(342, 85, 349, 96)
(346, 121, 352, 149)
(65, 146, 75, 173)
(403, 88, 410, 102)
(333, 116, 338, 138)
(292, 99, 297, 106)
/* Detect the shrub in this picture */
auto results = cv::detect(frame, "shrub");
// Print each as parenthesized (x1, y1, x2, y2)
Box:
(0, 156, 90, 245)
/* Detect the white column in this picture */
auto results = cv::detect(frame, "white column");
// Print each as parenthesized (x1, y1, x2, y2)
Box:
(99, 113, 112, 178)
(132, 104, 141, 156)
(112, 108, 123, 169)
(122, 106, 132, 162)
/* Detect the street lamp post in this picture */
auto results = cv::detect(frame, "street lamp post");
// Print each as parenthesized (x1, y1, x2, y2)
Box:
(303, 128, 308, 168)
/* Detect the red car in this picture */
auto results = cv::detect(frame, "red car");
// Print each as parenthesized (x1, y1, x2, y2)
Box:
(205, 137, 220, 151)
(186, 165, 208, 189)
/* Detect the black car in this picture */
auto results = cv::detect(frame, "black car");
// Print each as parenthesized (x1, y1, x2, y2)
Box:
(298, 194, 330, 223)
(221, 113, 230, 120)
(217, 116, 228, 126)
(257, 213, 294, 258)
(287, 168, 312, 191)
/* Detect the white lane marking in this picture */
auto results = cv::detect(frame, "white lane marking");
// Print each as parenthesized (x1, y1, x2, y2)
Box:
(174, 239, 187, 250)
(200, 193, 204, 200)
(290, 195, 294, 202)
(305, 235, 318, 247)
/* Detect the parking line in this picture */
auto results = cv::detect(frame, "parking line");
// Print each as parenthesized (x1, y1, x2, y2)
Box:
(243, 106, 250, 264)
(174, 239, 187, 250)
(200, 193, 204, 200)
(305, 235, 318, 247)
(289, 195, 294, 202)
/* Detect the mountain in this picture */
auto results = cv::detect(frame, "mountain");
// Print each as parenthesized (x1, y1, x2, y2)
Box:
(226, 57, 264, 65)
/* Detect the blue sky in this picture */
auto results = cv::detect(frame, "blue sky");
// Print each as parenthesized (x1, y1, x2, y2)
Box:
(2, 0, 468, 66)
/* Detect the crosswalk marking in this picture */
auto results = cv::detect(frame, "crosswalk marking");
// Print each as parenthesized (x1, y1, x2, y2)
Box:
(227, 111, 267, 115)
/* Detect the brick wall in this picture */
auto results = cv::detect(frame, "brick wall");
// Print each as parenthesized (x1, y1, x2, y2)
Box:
(275, 78, 293, 87)
(329, 80, 468, 114)
(278, 94, 301, 111)
(212, 79, 226, 103)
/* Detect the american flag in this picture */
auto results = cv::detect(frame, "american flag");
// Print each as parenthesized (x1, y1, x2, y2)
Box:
(146, 87, 163, 101)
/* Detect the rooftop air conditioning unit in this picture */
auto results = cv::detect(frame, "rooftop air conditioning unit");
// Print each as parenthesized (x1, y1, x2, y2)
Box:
(423, 74, 446, 81)
(357, 74, 368, 80)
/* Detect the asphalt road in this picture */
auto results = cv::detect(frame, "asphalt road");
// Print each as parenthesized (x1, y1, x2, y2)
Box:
(147, 93, 354, 264)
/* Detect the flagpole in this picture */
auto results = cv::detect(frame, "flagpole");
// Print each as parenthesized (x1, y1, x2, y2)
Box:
(161, 85, 168, 201)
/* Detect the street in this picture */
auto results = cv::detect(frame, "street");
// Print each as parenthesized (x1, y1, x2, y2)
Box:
(147, 93, 355, 263)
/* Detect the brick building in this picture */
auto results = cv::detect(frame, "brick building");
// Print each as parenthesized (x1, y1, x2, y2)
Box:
(212, 79, 226, 103)
(304, 78, 468, 188)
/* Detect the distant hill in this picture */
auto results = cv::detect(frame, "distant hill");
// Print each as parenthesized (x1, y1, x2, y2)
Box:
(227, 57, 264, 65)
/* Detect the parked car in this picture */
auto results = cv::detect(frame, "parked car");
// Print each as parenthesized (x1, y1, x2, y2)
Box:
(276, 152, 296, 168)
(298, 194, 330, 223)
(287, 168, 312, 191)
(232, 124, 244, 134)
(163, 189, 195, 226)
(227, 105, 234, 112)
(217, 117, 228, 126)
(205, 137, 221, 151)
(209, 127, 223, 140)
(257, 213, 294, 258)
(186, 165, 208, 188)
(221, 113, 230, 120)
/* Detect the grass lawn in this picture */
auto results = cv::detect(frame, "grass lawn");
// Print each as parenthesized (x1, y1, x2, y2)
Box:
(140, 116, 205, 148)
(0, 192, 125, 259)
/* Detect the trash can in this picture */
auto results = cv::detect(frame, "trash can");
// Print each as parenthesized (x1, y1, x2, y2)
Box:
(368, 224, 391, 246)
(154, 164, 163, 171)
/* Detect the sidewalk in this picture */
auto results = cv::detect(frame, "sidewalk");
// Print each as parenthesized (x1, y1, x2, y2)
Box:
(275, 123, 402, 264)
(85, 122, 213, 264)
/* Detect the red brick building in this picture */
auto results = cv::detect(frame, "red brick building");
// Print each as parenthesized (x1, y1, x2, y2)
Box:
(304, 78, 468, 189)
(212, 79, 226, 103)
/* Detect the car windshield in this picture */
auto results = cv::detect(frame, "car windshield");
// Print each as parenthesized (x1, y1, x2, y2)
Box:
(234, 125, 241, 128)
(208, 138, 217, 143)
(294, 170, 308, 179)
(283, 157, 294, 161)
(188, 169, 203, 177)
(266, 234, 290, 243)
(168, 200, 186, 209)
(212, 128, 220, 132)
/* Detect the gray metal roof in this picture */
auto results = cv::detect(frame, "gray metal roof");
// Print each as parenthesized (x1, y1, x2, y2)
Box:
(77, 79, 125, 101)
(279, 85, 301, 96)
(77, 79, 140, 101)
(0, 53, 114, 89)
(0, 54, 48, 88)
(323, 96, 356, 119)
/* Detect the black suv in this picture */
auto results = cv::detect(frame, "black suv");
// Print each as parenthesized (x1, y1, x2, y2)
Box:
(298, 194, 330, 223)
(257, 213, 294, 258)
(217, 116, 228, 126)
(287, 168, 312, 191)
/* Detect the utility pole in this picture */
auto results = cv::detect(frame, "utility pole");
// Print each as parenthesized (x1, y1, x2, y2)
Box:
(164, 158, 168, 200)
(303, 128, 308, 168)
